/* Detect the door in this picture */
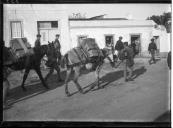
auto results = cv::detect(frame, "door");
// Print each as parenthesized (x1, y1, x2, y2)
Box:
(154, 36, 160, 55)
(130, 34, 141, 55)
(40, 29, 49, 45)
(38, 21, 59, 44)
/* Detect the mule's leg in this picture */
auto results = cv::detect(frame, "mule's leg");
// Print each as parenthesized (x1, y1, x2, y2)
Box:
(54, 63, 63, 82)
(21, 68, 30, 91)
(73, 66, 84, 94)
(65, 68, 72, 97)
(44, 67, 54, 82)
(95, 63, 103, 89)
(35, 67, 49, 89)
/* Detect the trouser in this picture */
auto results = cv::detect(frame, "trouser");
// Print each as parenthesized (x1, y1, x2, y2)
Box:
(124, 60, 133, 81)
(3, 79, 10, 105)
(149, 50, 156, 63)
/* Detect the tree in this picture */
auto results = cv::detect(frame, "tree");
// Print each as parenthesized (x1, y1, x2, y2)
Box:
(147, 12, 171, 33)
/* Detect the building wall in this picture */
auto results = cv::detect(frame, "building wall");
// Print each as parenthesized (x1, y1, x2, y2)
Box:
(3, 5, 170, 56)
(3, 4, 71, 55)
(70, 26, 153, 56)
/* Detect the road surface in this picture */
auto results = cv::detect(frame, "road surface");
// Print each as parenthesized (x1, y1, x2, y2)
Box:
(3, 58, 170, 122)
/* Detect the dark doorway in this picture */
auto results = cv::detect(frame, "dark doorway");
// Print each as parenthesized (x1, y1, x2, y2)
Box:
(130, 34, 141, 56)
(154, 36, 160, 55)
(105, 35, 114, 48)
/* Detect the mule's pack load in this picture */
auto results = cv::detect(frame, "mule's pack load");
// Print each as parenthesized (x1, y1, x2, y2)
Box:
(9, 38, 34, 59)
(79, 38, 103, 59)
(67, 47, 87, 66)
(66, 38, 103, 66)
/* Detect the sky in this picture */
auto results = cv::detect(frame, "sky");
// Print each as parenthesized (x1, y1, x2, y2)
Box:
(5, 4, 171, 20)
(63, 4, 171, 19)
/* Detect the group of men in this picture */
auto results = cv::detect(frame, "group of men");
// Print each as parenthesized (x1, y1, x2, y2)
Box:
(114, 36, 158, 82)
(3, 34, 62, 109)
(114, 36, 135, 82)
(2, 34, 161, 109)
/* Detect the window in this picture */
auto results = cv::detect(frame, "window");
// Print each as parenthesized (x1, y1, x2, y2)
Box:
(10, 21, 23, 38)
(105, 35, 114, 48)
(38, 21, 58, 29)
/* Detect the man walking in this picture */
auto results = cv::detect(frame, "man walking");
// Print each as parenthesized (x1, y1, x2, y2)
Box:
(123, 42, 134, 82)
(34, 34, 41, 48)
(148, 38, 157, 64)
(44, 34, 63, 82)
(54, 34, 61, 60)
(115, 36, 124, 58)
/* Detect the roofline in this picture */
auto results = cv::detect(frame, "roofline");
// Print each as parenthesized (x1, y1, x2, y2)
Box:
(69, 18, 128, 21)
(70, 25, 154, 29)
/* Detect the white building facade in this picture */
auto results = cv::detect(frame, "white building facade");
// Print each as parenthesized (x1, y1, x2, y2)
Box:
(3, 4, 170, 57)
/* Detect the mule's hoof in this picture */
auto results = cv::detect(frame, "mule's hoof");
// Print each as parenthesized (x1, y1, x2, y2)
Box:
(90, 85, 95, 90)
(44, 86, 50, 90)
(58, 79, 64, 82)
(22, 86, 27, 92)
(97, 86, 103, 89)
(66, 92, 70, 97)
(79, 90, 84, 94)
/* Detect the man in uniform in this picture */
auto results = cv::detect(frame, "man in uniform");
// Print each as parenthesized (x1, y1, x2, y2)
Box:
(167, 51, 171, 70)
(115, 36, 124, 58)
(123, 42, 134, 82)
(54, 34, 61, 60)
(148, 38, 157, 64)
(44, 34, 63, 82)
(34, 34, 41, 48)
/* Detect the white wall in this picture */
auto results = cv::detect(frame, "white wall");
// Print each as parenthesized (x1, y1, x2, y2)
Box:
(3, 4, 71, 55)
(70, 27, 153, 55)
(152, 26, 170, 54)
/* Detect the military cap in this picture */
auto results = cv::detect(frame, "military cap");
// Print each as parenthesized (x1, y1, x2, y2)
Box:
(119, 36, 123, 39)
(36, 34, 41, 37)
(56, 34, 60, 37)
(151, 38, 154, 41)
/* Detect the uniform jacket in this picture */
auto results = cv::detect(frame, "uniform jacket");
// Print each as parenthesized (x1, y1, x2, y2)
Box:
(115, 40, 124, 51)
(54, 39, 61, 51)
(34, 39, 41, 48)
(124, 46, 134, 67)
(148, 42, 157, 52)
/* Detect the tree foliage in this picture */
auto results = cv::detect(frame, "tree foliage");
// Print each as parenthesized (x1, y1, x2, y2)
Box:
(147, 12, 171, 33)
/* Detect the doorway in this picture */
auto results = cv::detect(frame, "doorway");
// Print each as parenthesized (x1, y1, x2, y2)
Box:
(105, 35, 114, 49)
(130, 34, 141, 55)
(154, 36, 160, 55)
(37, 21, 60, 44)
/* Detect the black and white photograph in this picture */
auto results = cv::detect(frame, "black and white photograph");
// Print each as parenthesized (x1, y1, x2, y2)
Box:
(2, 3, 171, 124)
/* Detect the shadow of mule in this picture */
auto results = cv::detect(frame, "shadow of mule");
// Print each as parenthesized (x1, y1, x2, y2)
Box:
(7, 70, 67, 104)
(91, 66, 147, 90)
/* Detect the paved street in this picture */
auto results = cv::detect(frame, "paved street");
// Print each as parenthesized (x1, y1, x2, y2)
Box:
(3, 58, 170, 122)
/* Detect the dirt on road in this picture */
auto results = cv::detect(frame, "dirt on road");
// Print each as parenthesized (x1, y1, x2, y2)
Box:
(3, 58, 170, 122)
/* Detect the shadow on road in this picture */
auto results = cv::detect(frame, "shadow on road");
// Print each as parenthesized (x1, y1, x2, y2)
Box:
(154, 110, 171, 122)
(7, 70, 67, 104)
(7, 66, 147, 104)
(84, 66, 147, 93)
(100, 66, 147, 88)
